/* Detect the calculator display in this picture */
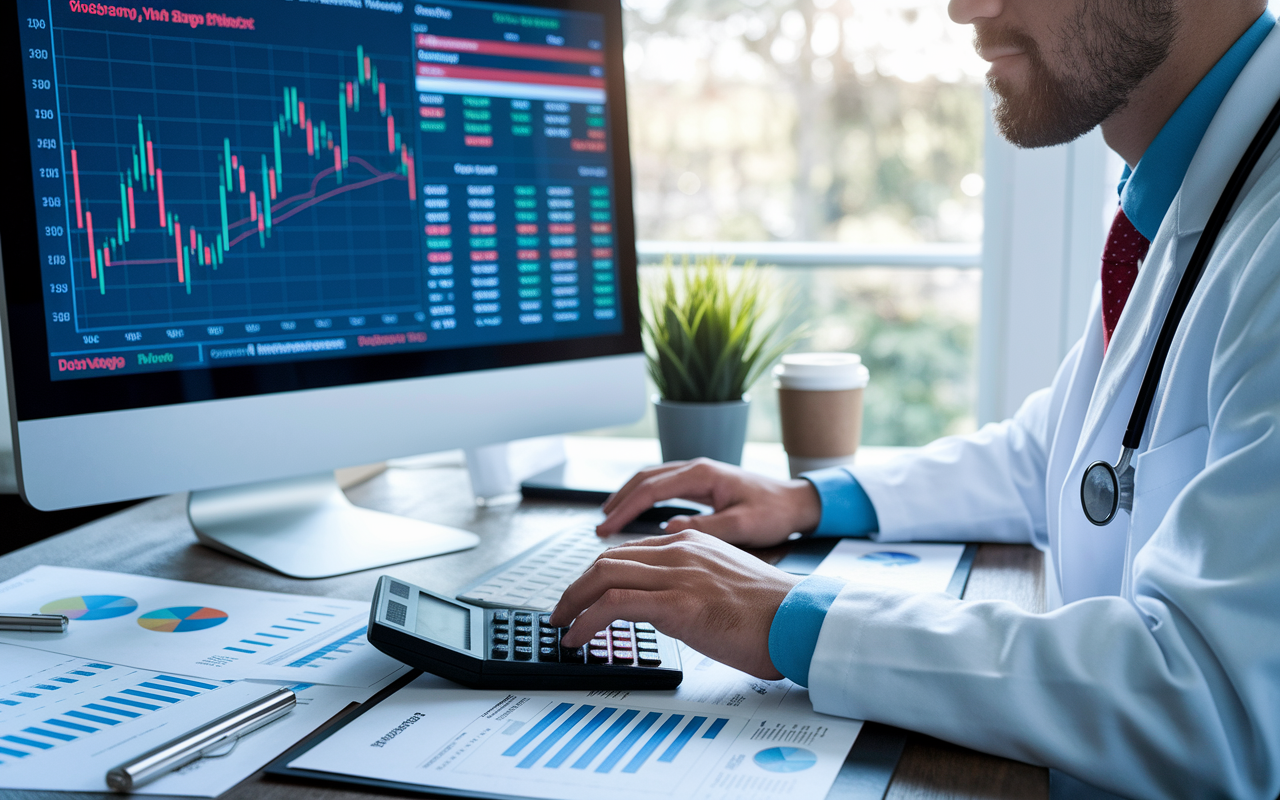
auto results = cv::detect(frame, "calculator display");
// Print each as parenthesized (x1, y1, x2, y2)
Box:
(415, 594, 471, 650)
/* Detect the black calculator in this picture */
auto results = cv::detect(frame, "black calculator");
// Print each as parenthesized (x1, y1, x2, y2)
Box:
(368, 576, 682, 690)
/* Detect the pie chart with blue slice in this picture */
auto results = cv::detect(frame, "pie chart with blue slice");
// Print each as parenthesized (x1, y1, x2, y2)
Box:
(40, 595, 138, 620)
(859, 551, 921, 567)
(754, 746, 818, 773)
(137, 606, 229, 633)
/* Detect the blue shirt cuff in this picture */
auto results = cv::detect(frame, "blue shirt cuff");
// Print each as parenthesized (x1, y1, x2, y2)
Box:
(768, 575, 846, 687)
(802, 467, 879, 537)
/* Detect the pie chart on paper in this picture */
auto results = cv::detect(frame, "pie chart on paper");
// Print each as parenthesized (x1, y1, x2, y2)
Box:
(40, 595, 138, 620)
(859, 551, 921, 567)
(137, 606, 229, 633)
(754, 746, 818, 773)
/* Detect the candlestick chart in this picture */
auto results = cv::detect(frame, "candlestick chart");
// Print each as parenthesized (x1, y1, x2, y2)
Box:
(59, 32, 419, 330)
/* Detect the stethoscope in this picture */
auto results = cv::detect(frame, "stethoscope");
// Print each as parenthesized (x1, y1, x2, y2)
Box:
(1081, 94, 1280, 526)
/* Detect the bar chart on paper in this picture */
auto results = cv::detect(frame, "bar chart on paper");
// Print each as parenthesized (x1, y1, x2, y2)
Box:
(0, 645, 223, 766)
(289, 671, 866, 800)
(0, 566, 405, 688)
(445, 699, 737, 789)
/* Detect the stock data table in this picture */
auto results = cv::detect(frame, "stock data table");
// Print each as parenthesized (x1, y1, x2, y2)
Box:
(18, 0, 625, 381)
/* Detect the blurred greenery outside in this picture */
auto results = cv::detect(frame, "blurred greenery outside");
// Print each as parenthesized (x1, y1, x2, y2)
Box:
(590, 265, 979, 446)
(588, 0, 987, 446)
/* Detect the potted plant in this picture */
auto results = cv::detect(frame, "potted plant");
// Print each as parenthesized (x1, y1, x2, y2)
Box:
(644, 255, 799, 465)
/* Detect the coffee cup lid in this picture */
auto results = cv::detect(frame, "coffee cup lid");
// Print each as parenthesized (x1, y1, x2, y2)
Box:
(773, 352, 869, 390)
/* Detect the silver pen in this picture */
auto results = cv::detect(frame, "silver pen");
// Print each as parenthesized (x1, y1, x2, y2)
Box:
(106, 686, 297, 792)
(0, 613, 68, 633)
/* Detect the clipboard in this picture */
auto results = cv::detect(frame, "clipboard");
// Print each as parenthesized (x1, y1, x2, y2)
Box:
(266, 542, 978, 799)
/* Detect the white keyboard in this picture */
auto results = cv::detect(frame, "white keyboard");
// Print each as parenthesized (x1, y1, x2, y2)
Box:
(456, 525, 627, 611)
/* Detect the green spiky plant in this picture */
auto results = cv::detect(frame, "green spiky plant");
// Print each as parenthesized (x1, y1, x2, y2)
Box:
(644, 256, 801, 403)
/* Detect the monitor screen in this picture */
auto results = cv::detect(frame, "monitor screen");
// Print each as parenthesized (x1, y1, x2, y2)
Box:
(4, 0, 638, 420)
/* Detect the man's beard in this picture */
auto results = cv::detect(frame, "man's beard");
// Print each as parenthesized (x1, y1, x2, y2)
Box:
(983, 0, 1178, 149)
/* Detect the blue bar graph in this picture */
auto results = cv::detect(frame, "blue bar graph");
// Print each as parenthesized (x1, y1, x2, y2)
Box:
(66, 710, 119, 726)
(703, 718, 728, 739)
(622, 714, 682, 773)
(286, 626, 368, 667)
(138, 681, 199, 697)
(0, 672, 214, 762)
(659, 716, 706, 762)
(85, 703, 138, 718)
(225, 647, 255, 654)
(153, 675, 218, 690)
(504, 703, 572, 757)
(517, 705, 594, 768)
(546, 707, 616, 768)
(0, 700, 18, 707)
(572, 709, 638, 769)
(596, 711, 661, 773)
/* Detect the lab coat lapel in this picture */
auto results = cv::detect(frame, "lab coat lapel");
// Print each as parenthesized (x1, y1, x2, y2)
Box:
(1056, 24, 1280, 604)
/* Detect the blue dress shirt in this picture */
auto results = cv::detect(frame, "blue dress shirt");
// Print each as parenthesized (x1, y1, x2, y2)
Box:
(768, 7, 1277, 687)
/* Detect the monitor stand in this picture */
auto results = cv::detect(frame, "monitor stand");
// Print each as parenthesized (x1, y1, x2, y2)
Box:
(187, 472, 479, 579)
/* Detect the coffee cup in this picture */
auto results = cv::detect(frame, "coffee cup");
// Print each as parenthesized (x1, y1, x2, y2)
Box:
(773, 353, 869, 478)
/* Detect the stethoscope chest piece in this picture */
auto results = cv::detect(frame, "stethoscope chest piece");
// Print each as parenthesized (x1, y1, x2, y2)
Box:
(1082, 448, 1134, 526)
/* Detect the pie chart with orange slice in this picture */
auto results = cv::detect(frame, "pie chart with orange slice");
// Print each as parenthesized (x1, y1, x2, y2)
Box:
(137, 606, 228, 633)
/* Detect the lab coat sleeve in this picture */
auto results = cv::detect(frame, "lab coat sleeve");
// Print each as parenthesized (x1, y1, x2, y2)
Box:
(846, 346, 1075, 543)
(805, 222, 1280, 800)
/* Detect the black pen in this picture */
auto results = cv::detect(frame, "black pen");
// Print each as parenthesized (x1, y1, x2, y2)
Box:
(0, 613, 68, 633)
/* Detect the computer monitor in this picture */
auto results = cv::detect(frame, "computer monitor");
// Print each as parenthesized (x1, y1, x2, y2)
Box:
(1, 0, 644, 577)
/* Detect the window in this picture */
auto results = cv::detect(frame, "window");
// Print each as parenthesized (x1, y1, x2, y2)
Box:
(602, 0, 990, 445)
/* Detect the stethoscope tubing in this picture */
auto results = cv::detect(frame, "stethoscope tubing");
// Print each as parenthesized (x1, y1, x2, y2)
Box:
(1082, 92, 1280, 527)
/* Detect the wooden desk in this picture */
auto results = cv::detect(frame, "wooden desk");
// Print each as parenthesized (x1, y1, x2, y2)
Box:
(0, 446, 1049, 800)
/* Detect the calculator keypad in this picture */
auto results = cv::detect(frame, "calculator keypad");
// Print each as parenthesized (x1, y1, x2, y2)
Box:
(487, 612, 662, 667)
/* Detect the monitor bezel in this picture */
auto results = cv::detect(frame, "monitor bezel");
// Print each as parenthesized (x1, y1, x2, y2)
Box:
(0, 0, 642, 424)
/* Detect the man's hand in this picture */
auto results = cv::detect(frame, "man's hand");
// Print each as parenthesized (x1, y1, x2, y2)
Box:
(549, 531, 803, 679)
(597, 458, 823, 549)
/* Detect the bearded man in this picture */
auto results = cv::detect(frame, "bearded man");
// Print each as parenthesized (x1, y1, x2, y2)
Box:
(549, 1, 1280, 798)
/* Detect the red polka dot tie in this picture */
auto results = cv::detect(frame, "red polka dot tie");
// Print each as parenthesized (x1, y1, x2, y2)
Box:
(1101, 208, 1150, 351)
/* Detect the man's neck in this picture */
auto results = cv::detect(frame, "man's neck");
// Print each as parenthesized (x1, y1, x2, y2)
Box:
(1101, 1, 1267, 167)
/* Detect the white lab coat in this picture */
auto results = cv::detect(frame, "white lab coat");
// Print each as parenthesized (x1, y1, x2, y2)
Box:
(808, 26, 1280, 800)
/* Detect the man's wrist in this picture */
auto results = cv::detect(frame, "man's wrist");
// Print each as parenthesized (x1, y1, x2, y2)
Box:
(784, 478, 823, 534)
(767, 575, 847, 686)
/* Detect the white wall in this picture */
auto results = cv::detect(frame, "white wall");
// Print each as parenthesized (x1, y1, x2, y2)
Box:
(976, 105, 1123, 424)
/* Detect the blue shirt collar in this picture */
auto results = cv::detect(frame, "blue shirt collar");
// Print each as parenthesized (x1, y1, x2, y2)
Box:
(1117, 9, 1276, 240)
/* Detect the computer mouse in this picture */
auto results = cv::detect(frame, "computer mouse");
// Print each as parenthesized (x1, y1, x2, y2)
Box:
(619, 504, 705, 535)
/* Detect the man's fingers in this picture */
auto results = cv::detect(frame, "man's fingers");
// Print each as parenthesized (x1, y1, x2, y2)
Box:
(601, 462, 685, 515)
(596, 463, 721, 536)
(551, 557, 674, 627)
(662, 508, 754, 540)
(558, 587, 679, 648)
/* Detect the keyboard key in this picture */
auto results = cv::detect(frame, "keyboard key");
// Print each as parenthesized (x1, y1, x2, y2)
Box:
(514, 646, 534, 661)
(539, 646, 558, 661)
(636, 632, 657, 643)
(612, 649, 634, 663)
(587, 648, 610, 664)
(492, 646, 510, 659)
(513, 613, 533, 625)
(635, 622, 655, 632)
(538, 614, 552, 626)
(638, 652, 661, 665)
(514, 635, 533, 645)
(492, 611, 510, 622)
(611, 631, 632, 641)
(610, 621, 630, 631)
(492, 632, 510, 644)
(589, 638, 609, 649)
(561, 645, 585, 662)
(540, 635, 558, 647)
(515, 625, 533, 636)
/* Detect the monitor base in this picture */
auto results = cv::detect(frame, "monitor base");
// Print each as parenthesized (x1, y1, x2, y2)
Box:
(188, 473, 480, 579)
